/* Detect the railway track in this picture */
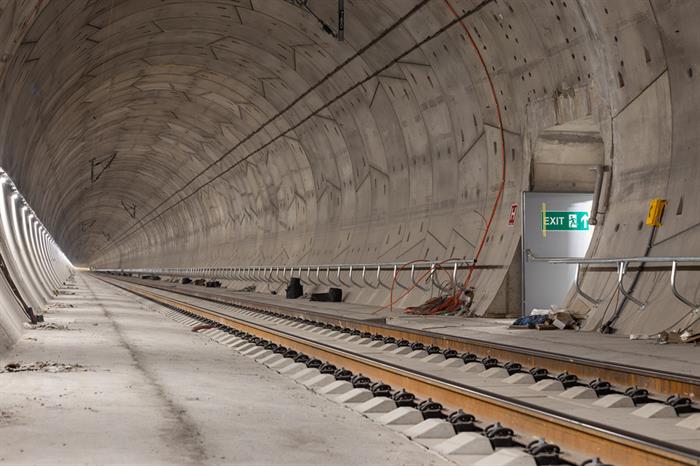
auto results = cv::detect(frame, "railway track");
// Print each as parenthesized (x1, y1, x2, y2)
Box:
(102, 274, 700, 401)
(97, 274, 700, 466)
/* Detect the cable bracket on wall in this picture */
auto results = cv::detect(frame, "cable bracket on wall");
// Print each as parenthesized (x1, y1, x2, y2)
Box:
(286, 0, 344, 40)
(80, 219, 96, 232)
(90, 152, 117, 184)
(120, 200, 137, 219)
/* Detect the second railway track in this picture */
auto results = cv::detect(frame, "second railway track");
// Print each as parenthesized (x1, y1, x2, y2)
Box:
(98, 274, 700, 466)
(101, 274, 700, 401)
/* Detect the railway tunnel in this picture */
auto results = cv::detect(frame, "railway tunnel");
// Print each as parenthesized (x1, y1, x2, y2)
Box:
(0, 1, 699, 465)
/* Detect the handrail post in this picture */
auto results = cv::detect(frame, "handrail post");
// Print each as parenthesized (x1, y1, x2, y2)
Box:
(327, 267, 340, 287)
(617, 261, 646, 309)
(574, 263, 603, 305)
(316, 265, 328, 286)
(306, 267, 317, 286)
(430, 263, 447, 291)
(361, 266, 376, 288)
(410, 264, 428, 291)
(671, 261, 700, 309)
(393, 264, 407, 290)
(348, 266, 361, 287)
(336, 266, 351, 287)
(376, 265, 388, 289)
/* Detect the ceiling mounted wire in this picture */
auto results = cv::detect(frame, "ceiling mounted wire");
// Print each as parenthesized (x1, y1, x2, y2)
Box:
(97, 0, 496, 257)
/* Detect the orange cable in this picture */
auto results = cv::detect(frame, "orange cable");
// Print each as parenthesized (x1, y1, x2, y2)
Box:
(442, 0, 507, 291)
(373, 257, 461, 314)
(373, 1, 507, 316)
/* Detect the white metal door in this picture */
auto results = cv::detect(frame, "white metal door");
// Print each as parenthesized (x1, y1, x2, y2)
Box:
(522, 192, 594, 315)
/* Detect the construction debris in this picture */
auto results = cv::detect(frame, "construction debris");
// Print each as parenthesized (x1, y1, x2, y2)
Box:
(630, 319, 700, 344)
(47, 303, 75, 309)
(511, 309, 581, 330)
(191, 324, 215, 333)
(234, 285, 256, 292)
(404, 287, 475, 316)
(1, 361, 88, 373)
(23, 322, 71, 330)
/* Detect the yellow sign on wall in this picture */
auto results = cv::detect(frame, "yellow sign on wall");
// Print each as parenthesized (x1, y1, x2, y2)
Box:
(645, 199, 667, 227)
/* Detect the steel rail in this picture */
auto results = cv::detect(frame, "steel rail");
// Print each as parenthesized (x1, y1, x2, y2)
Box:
(96, 273, 700, 400)
(98, 275, 700, 466)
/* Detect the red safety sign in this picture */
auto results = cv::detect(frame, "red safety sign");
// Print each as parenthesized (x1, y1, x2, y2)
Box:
(508, 203, 518, 226)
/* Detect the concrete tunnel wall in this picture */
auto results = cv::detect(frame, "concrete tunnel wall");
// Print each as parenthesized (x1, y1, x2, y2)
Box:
(0, 0, 698, 335)
(0, 171, 73, 352)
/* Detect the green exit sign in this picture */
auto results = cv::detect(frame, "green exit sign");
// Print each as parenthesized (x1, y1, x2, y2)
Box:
(542, 211, 590, 231)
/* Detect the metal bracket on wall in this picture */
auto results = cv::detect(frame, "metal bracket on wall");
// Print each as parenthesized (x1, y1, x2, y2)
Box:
(616, 261, 646, 309)
(120, 200, 137, 219)
(671, 261, 700, 309)
(286, 0, 344, 40)
(574, 263, 603, 305)
(79, 219, 96, 232)
(90, 152, 117, 183)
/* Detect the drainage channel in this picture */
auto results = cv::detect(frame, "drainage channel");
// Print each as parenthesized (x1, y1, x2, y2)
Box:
(101, 274, 700, 401)
(98, 275, 700, 466)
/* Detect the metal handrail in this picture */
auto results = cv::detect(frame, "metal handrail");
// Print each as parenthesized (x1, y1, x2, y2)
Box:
(526, 251, 700, 264)
(96, 258, 475, 293)
(527, 250, 700, 310)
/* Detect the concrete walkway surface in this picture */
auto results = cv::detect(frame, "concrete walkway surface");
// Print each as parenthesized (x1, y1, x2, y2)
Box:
(0, 274, 448, 466)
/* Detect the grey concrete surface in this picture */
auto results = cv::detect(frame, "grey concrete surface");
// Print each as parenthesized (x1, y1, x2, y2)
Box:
(0, 0, 699, 334)
(0, 173, 72, 351)
(143, 286, 700, 455)
(116, 277, 700, 378)
(0, 274, 449, 465)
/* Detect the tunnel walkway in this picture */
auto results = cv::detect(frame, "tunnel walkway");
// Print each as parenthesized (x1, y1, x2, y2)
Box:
(0, 274, 448, 465)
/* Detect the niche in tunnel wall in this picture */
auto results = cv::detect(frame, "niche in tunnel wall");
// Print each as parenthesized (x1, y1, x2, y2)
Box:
(530, 115, 604, 193)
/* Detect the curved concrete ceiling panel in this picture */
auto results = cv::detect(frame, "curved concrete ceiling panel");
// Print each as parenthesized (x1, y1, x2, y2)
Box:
(0, 0, 698, 333)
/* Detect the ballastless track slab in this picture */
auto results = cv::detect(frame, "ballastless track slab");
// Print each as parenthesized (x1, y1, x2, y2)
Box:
(102, 275, 700, 400)
(98, 274, 700, 466)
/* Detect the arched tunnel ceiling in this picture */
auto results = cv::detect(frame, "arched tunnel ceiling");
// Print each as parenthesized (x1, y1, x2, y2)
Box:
(0, 0, 699, 333)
